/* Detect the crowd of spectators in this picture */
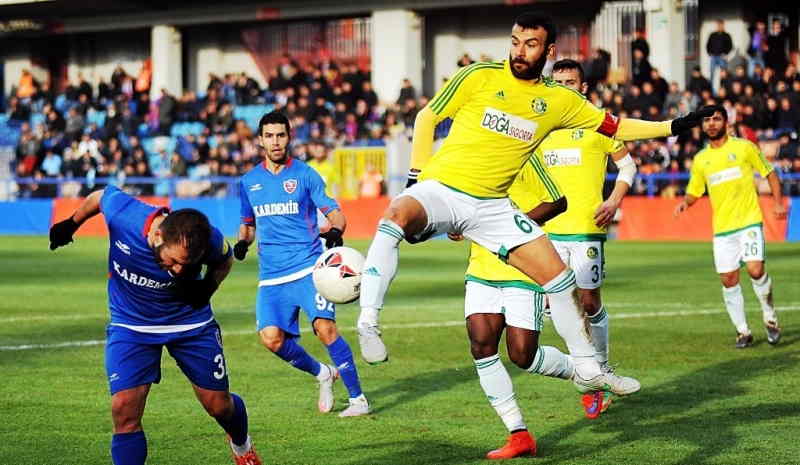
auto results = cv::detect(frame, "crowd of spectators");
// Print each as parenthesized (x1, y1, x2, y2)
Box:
(4, 56, 420, 198)
(5, 18, 800, 198)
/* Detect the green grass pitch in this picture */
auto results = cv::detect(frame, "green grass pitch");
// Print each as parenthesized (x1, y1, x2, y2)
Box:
(1, 236, 799, 465)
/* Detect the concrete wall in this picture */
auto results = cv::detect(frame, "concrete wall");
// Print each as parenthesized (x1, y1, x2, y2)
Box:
(699, 5, 749, 83)
(3, 42, 33, 97)
(185, 28, 266, 95)
(646, 0, 688, 88)
(371, 9, 423, 104)
(66, 32, 149, 88)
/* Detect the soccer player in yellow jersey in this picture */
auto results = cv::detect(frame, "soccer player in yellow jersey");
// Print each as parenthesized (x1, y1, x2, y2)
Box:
(540, 59, 635, 412)
(461, 156, 575, 458)
(674, 106, 785, 348)
(356, 12, 712, 402)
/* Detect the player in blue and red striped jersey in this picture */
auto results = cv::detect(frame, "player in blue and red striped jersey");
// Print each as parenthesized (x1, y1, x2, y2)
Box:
(49, 189, 261, 465)
(234, 111, 369, 417)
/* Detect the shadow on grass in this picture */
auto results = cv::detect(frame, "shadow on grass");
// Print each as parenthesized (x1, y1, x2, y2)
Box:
(366, 366, 476, 415)
(340, 439, 486, 465)
(538, 351, 800, 464)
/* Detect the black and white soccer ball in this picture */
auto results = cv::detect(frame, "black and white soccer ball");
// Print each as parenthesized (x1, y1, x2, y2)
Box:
(312, 246, 365, 304)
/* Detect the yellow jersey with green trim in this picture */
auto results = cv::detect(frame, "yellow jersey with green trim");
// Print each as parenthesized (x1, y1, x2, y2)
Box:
(307, 158, 339, 198)
(538, 129, 623, 239)
(686, 137, 773, 235)
(418, 60, 612, 198)
(465, 156, 561, 289)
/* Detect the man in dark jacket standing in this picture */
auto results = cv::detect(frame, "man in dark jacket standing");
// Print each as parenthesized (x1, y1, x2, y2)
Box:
(707, 19, 733, 92)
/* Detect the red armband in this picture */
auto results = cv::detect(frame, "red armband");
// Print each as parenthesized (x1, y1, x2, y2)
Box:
(596, 112, 620, 137)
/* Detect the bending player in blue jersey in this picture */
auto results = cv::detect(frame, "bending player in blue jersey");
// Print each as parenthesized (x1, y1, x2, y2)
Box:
(49, 190, 261, 465)
(234, 111, 369, 417)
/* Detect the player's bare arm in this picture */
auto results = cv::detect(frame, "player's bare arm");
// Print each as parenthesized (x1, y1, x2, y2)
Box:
(206, 253, 234, 288)
(595, 147, 635, 227)
(49, 189, 104, 250)
(674, 194, 699, 217)
(527, 196, 567, 225)
(765, 171, 786, 220)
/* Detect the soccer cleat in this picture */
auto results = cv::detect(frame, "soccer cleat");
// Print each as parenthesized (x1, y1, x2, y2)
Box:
(338, 395, 370, 417)
(573, 370, 640, 396)
(357, 324, 388, 364)
(486, 430, 537, 460)
(765, 321, 781, 345)
(735, 332, 754, 349)
(581, 391, 613, 419)
(227, 436, 262, 465)
(318, 364, 339, 413)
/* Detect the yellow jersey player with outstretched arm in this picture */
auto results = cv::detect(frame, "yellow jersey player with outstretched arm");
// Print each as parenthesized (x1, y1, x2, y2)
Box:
(355, 12, 714, 460)
(675, 105, 786, 349)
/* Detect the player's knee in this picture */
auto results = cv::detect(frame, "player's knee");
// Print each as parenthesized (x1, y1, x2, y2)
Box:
(581, 299, 601, 316)
(111, 397, 142, 433)
(508, 347, 534, 369)
(748, 263, 765, 279)
(382, 205, 409, 230)
(259, 332, 284, 353)
(720, 272, 739, 288)
(202, 393, 233, 419)
(313, 320, 338, 345)
(469, 340, 498, 360)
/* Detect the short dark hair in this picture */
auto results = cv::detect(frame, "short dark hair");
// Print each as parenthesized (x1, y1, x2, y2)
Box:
(160, 209, 211, 263)
(258, 111, 291, 137)
(513, 13, 557, 47)
(551, 59, 584, 83)
(705, 104, 728, 121)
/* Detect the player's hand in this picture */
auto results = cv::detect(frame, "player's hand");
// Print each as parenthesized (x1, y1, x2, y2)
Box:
(49, 217, 80, 250)
(320, 227, 344, 249)
(673, 200, 689, 218)
(233, 240, 250, 261)
(671, 106, 716, 135)
(406, 169, 420, 188)
(172, 278, 219, 309)
(594, 200, 619, 227)
(774, 202, 787, 220)
(447, 232, 464, 241)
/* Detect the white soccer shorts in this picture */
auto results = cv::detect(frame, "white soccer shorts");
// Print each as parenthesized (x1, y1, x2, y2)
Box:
(552, 240, 605, 289)
(398, 180, 545, 259)
(712, 224, 765, 273)
(464, 280, 545, 331)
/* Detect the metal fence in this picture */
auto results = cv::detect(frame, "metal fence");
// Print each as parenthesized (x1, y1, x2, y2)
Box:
(590, 1, 646, 82)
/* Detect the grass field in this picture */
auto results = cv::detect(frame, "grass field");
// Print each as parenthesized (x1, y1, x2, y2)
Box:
(1, 236, 799, 465)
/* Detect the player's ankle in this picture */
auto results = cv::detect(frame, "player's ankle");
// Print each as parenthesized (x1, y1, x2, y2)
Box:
(358, 307, 380, 327)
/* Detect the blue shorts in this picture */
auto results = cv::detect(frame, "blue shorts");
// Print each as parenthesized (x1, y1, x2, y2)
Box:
(105, 321, 230, 395)
(256, 274, 335, 335)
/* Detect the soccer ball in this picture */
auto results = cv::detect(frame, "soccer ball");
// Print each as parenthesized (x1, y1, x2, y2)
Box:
(312, 246, 365, 304)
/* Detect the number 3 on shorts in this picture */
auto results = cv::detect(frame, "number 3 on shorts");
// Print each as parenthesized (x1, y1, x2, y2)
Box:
(213, 353, 226, 380)
(514, 214, 533, 233)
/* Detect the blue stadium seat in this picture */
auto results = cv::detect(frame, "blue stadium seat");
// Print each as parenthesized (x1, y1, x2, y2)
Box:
(87, 110, 107, 128)
(29, 113, 46, 129)
(234, 104, 274, 132)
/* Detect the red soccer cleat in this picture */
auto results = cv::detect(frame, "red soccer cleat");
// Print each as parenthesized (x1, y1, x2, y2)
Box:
(227, 436, 263, 465)
(582, 391, 613, 419)
(486, 430, 537, 460)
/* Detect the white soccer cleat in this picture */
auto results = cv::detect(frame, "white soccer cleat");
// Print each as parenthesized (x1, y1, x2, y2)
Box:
(358, 324, 388, 364)
(338, 395, 370, 417)
(573, 370, 640, 396)
(318, 364, 339, 413)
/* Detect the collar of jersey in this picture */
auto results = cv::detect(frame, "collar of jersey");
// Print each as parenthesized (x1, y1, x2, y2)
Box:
(142, 207, 170, 237)
(262, 156, 293, 175)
